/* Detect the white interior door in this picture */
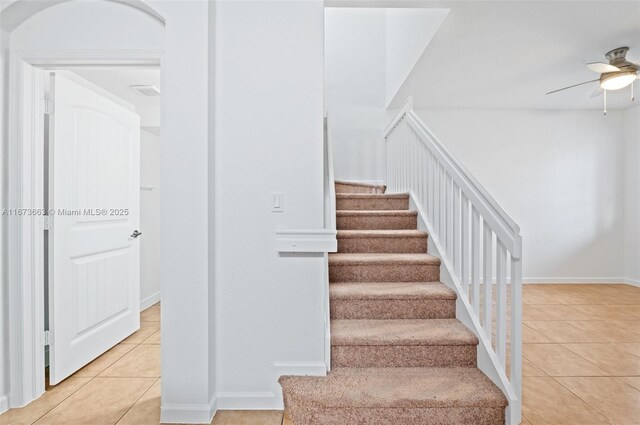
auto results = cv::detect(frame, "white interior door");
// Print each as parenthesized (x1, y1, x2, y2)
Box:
(48, 73, 141, 384)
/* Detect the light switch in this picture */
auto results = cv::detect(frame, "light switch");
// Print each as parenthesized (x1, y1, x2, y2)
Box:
(271, 192, 284, 212)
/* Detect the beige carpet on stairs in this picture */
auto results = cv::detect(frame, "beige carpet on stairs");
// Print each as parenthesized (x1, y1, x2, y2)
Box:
(279, 182, 507, 425)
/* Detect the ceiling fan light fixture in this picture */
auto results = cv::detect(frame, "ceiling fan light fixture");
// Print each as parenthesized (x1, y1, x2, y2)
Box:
(600, 71, 637, 90)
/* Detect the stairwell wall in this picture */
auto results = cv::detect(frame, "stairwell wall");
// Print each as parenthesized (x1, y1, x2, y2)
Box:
(415, 109, 627, 284)
(624, 105, 640, 285)
(214, 0, 326, 408)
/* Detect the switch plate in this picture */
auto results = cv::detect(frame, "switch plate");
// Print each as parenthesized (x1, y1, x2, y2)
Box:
(271, 192, 284, 212)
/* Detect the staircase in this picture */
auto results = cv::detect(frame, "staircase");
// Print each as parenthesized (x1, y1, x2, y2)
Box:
(279, 181, 508, 425)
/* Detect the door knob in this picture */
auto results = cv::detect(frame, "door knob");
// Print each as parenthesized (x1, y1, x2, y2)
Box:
(130, 230, 142, 238)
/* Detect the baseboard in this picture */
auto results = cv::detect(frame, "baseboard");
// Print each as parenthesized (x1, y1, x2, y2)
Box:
(623, 278, 640, 287)
(0, 394, 8, 414)
(160, 394, 217, 424)
(215, 392, 279, 410)
(523, 278, 629, 284)
(140, 292, 161, 311)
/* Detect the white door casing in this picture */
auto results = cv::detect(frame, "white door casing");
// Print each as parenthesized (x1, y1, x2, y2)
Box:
(48, 72, 141, 384)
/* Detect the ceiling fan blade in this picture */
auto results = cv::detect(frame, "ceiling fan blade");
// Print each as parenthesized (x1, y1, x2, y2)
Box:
(586, 62, 620, 73)
(546, 79, 599, 95)
(591, 86, 603, 98)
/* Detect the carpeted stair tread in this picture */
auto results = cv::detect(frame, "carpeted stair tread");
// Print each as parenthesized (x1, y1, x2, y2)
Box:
(337, 229, 428, 238)
(330, 282, 455, 300)
(279, 367, 508, 409)
(329, 253, 440, 266)
(331, 319, 478, 346)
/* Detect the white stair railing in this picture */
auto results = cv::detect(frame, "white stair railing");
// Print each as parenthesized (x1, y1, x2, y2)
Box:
(384, 97, 522, 425)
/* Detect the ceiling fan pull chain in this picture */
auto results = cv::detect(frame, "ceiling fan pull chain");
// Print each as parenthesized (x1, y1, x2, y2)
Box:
(632, 81, 635, 102)
(604, 89, 607, 116)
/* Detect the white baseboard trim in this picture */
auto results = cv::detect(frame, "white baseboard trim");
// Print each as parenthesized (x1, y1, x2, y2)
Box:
(523, 278, 629, 284)
(335, 179, 385, 186)
(160, 394, 217, 424)
(623, 278, 640, 287)
(215, 392, 279, 410)
(140, 292, 161, 311)
(0, 395, 8, 414)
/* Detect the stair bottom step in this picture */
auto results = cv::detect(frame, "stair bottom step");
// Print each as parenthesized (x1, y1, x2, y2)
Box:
(332, 345, 476, 368)
(285, 406, 504, 425)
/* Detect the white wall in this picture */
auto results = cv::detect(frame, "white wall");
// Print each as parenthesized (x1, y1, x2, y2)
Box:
(325, 8, 387, 183)
(384, 8, 448, 107)
(140, 129, 161, 309)
(3, 1, 216, 422)
(624, 106, 640, 285)
(215, 0, 325, 409)
(415, 109, 627, 283)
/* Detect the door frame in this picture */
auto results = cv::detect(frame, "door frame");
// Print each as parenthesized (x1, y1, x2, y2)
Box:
(7, 49, 162, 407)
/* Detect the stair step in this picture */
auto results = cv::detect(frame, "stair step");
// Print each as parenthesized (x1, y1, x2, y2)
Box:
(280, 367, 507, 425)
(330, 282, 456, 319)
(336, 193, 409, 211)
(337, 229, 428, 253)
(337, 210, 417, 230)
(331, 318, 477, 368)
(335, 180, 386, 194)
(329, 253, 440, 282)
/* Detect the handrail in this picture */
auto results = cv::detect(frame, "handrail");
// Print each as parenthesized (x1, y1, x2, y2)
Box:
(384, 98, 522, 425)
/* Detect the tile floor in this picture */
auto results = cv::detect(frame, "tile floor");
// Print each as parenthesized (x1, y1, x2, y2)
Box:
(2, 284, 639, 424)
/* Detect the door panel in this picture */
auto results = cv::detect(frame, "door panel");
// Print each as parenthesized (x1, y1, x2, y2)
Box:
(49, 73, 141, 384)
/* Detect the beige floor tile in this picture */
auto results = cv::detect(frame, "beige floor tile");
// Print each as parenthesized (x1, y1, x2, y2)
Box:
(616, 343, 640, 357)
(116, 379, 161, 425)
(0, 378, 91, 425)
(522, 324, 554, 343)
(621, 377, 640, 391)
(523, 358, 547, 377)
(563, 343, 640, 376)
(211, 410, 283, 425)
(568, 320, 640, 343)
(34, 377, 156, 425)
(100, 344, 161, 378)
(570, 304, 640, 321)
(522, 304, 592, 321)
(140, 304, 160, 322)
(525, 320, 594, 343)
(556, 377, 640, 425)
(522, 376, 610, 424)
(72, 344, 136, 377)
(141, 330, 160, 345)
(121, 321, 161, 344)
(523, 344, 608, 377)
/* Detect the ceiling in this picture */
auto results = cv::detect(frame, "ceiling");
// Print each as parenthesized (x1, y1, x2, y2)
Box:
(390, 1, 640, 110)
(69, 67, 161, 127)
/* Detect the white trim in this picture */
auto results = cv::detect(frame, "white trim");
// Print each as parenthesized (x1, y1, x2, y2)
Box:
(0, 395, 8, 414)
(623, 278, 640, 287)
(523, 278, 631, 284)
(215, 392, 279, 410)
(335, 179, 385, 186)
(140, 292, 161, 311)
(160, 394, 217, 425)
(272, 361, 327, 377)
(275, 229, 337, 253)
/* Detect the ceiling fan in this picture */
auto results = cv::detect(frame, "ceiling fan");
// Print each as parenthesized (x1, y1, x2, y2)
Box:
(546, 47, 639, 114)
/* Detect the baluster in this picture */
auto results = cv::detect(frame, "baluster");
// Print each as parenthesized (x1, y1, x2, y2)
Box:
(461, 193, 469, 299)
(496, 241, 507, 366)
(482, 220, 493, 341)
(510, 255, 522, 397)
(447, 176, 453, 260)
(434, 163, 440, 238)
(483, 221, 493, 340)
(438, 164, 447, 242)
(453, 183, 460, 277)
(471, 207, 481, 314)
